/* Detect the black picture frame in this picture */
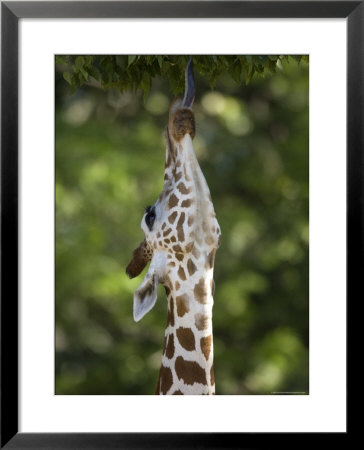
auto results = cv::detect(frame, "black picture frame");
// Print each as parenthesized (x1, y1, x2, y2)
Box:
(1, 1, 357, 448)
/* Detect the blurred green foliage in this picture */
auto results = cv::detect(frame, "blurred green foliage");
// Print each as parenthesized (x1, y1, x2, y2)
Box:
(56, 55, 309, 395)
(56, 54, 309, 98)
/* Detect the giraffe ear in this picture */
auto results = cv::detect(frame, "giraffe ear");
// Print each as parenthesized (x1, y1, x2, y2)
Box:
(133, 267, 159, 322)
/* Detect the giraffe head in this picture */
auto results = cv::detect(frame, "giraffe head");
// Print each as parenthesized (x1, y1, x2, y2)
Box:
(126, 59, 221, 322)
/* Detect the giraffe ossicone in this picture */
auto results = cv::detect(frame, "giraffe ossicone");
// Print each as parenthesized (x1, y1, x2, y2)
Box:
(126, 59, 221, 395)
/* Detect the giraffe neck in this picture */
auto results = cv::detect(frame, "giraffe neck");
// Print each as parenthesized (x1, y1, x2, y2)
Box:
(155, 262, 215, 395)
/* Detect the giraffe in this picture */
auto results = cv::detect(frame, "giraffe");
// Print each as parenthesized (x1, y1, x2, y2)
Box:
(126, 59, 221, 395)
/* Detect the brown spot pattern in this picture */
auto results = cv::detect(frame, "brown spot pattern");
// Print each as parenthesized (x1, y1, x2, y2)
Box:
(160, 366, 173, 394)
(176, 294, 189, 317)
(161, 335, 168, 360)
(210, 364, 215, 386)
(174, 171, 182, 182)
(188, 215, 194, 226)
(200, 335, 212, 360)
(165, 334, 175, 359)
(194, 278, 208, 304)
(168, 194, 178, 209)
(195, 313, 210, 331)
(167, 297, 175, 327)
(155, 370, 161, 394)
(176, 212, 185, 242)
(172, 390, 183, 395)
(181, 198, 193, 208)
(164, 129, 175, 165)
(176, 327, 195, 351)
(178, 267, 186, 281)
(175, 356, 207, 386)
(206, 249, 216, 269)
(178, 182, 191, 195)
(168, 211, 178, 224)
(187, 258, 197, 276)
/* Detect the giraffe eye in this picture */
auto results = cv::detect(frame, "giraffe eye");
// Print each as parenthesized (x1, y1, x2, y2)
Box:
(145, 206, 156, 231)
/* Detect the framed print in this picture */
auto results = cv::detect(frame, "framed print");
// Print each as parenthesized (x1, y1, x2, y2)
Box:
(1, 1, 358, 447)
(54, 53, 311, 398)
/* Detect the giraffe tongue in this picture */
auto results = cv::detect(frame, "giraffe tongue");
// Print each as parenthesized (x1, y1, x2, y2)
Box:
(182, 58, 195, 108)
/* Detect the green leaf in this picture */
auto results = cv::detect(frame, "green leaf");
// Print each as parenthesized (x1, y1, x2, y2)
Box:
(84, 55, 93, 66)
(230, 60, 243, 84)
(290, 55, 302, 63)
(89, 66, 101, 81)
(128, 55, 137, 66)
(246, 66, 255, 84)
(63, 72, 72, 85)
(156, 56, 164, 68)
(75, 56, 85, 70)
(115, 55, 127, 69)
(56, 55, 68, 65)
(80, 67, 89, 82)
